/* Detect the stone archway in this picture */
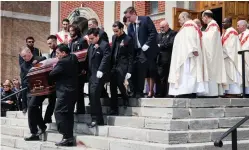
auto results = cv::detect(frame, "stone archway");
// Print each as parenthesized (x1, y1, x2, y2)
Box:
(67, 7, 101, 35)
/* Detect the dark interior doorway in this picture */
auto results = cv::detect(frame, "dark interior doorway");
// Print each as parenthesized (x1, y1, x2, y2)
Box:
(212, 7, 222, 33)
(72, 17, 88, 36)
(201, 7, 222, 33)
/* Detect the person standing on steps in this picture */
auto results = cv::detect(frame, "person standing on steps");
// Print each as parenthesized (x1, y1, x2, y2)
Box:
(20, 47, 47, 141)
(125, 6, 159, 98)
(49, 44, 79, 146)
(84, 28, 111, 128)
(108, 21, 134, 115)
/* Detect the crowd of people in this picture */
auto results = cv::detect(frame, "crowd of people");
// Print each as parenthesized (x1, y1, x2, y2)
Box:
(2, 6, 249, 147)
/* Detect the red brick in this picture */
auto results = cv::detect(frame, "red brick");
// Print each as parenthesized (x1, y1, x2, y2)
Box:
(115, 1, 120, 21)
(60, 1, 104, 27)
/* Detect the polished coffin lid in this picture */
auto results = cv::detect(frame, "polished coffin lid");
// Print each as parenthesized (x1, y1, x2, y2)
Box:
(27, 50, 87, 76)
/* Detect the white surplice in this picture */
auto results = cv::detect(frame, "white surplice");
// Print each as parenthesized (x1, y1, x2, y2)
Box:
(238, 29, 249, 94)
(56, 30, 71, 45)
(168, 20, 208, 96)
(222, 27, 242, 94)
(198, 20, 227, 96)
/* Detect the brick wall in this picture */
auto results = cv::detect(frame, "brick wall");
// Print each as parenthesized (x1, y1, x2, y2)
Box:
(115, 1, 120, 21)
(158, 1, 165, 13)
(60, 1, 104, 28)
(1, 1, 50, 16)
(134, 1, 151, 16)
(1, 2, 50, 81)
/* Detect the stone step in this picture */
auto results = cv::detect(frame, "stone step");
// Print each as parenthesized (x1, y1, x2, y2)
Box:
(2, 124, 249, 144)
(107, 116, 249, 130)
(4, 111, 107, 124)
(44, 98, 249, 108)
(10, 132, 249, 150)
(76, 135, 249, 150)
(1, 134, 98, 150)
(1, 146, 21, 150)
(3, 116, 249, 131)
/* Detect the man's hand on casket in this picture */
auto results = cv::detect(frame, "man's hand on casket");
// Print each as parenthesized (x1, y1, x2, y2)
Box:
(6, 100, 14, 104)
(32, 60, 38, 64)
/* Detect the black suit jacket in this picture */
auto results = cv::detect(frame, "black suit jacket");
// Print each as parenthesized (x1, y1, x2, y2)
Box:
(68, 36, 88, 52)
(157, 28, 177, 63)
(111, 33, 134, 77)
(20, 56, 46, 88)
(98, 28, 109, 43)
(49, 54, 79, 100)
(127, 16, 159, 62)
(85, 40, 111, 78)
(19, 47, 42, 66)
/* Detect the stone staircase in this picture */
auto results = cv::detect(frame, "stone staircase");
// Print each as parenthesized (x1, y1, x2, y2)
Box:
(1, 98, 249, 150)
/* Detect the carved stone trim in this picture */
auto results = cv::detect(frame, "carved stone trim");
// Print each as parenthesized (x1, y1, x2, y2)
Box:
(67, 7, 101, 26)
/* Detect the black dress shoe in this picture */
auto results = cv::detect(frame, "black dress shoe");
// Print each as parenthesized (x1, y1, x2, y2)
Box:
(135, 93, 143, 99)
(24, 134, 40, 141)
(22, 108, 27, 114)
(88, 121, 97, 128)
(108, 110, 118, 115)
(55, 138, 75, 146)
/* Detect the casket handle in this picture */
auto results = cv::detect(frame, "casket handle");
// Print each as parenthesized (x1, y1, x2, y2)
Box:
(33, 80, 44, 91)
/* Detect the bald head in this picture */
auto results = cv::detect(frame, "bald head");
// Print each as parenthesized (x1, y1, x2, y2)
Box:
(178, 12, 191, 26)
(179, 12, 190, 19)
(160, 20, 169, 33)
(20, 47, 33, 62)
(193, 19, 202, 29)
(237, 20, 248, 33)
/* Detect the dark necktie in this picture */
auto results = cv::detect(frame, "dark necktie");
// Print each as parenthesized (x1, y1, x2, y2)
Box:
(133, 23, 138, 49)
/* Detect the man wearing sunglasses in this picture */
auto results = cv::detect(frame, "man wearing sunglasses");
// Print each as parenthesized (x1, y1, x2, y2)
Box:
(19, 36, 42, 66)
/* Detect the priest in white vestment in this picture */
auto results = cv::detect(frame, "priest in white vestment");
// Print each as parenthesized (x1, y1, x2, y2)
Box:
(198, 10, 227, 97)
(221, 17, 242, 97)
(237, 20, 249, 94)
(56, 18, 71, 45)
(168, 12, 208, 98)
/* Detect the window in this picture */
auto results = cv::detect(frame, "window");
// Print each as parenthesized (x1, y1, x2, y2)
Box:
(150, 1, 158, 14)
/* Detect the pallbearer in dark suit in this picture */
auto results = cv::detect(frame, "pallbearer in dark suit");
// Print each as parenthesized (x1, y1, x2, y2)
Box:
(88, 18, 110, 98)
(84, 28, 111, 127)
(125, 7, 159, 98)
(108, 21, 134, 115)
(68, 25, 88, 114)
(20, 48, 47, 141)
(49, 44, 79, 146)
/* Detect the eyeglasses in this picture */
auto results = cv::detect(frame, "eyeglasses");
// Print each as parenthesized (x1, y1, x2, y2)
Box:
(3, 86, 9, 88)
(27, 41, 34, 43)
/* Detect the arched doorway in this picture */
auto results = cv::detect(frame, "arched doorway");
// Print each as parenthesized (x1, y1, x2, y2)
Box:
(68, 7, 101, 35)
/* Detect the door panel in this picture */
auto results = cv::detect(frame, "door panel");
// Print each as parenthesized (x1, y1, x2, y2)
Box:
(173, 7, 200, 31)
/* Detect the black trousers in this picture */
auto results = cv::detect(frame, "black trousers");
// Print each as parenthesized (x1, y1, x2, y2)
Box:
(54, 94, 76, 139)
(44, 92, 56, 122)
(131, 61, 148, 95)
(88, 74, 104, 124)
(28, 96, 47, 134)
(75, 77, 85, 113)
(156, 54, 171, 97)
(110, 69, 128, 111)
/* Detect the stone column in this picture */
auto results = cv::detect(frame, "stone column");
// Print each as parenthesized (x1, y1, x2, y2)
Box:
(120, 1, 133, 21)
(50, 1, 59, 34)
(165, 1, 177, 28)
(104, 1, 115, 41)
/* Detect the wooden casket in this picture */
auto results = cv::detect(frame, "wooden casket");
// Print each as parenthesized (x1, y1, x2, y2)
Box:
(27, 50, 87, 96)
